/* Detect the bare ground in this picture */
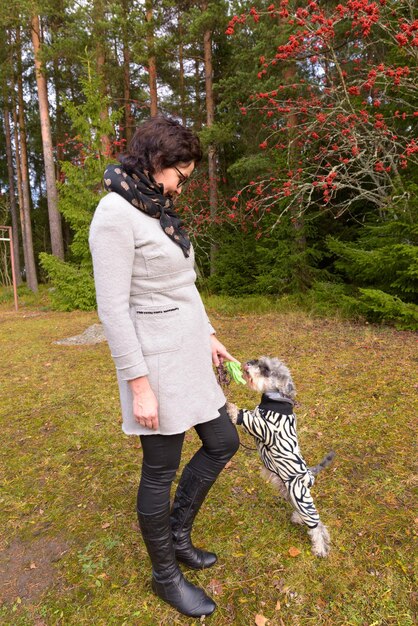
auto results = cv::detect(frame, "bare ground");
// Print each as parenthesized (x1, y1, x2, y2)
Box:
(0, 537, 69, 604)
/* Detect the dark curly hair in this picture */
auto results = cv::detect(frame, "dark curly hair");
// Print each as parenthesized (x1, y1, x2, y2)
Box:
(118, 116, 202, 174)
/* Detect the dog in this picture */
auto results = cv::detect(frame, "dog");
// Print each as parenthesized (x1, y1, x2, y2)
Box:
(226, 356, 334, 557)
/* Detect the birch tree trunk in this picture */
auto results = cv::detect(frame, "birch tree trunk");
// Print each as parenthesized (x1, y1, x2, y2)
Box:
(16, 27, 38, 292)
(3, 104, 22, 284)
(31, 14, 64, 260)
(145, 1, 158, 117)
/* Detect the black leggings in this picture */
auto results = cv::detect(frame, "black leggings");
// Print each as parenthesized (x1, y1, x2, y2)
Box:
(137, 405, 239, 515)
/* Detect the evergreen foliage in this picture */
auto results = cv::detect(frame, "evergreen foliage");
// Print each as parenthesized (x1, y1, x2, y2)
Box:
(207, 227, 258, 295)
(324, 197, 418, 328)
(347, 288, 418, 330)
(328, 236, 418, 301)
(39, 254, 96, 311)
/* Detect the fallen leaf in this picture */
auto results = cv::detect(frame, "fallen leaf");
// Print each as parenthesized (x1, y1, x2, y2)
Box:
(29, 562, 37, 569)
(255, 614, 268, 626)
(275, 600, 281, 611)
(101, 522, 111, 529)
(288, 546, 301, 557)
(208, 578, 223, 596)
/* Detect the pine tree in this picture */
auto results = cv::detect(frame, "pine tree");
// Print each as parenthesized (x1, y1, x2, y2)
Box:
(15, 26, 39, 292)
(31, 12, 65, 260)
(40, 56, 121, 310)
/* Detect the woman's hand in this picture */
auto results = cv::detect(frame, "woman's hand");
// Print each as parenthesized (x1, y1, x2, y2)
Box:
(210, 334, 239, 367)
(128, 376, 159, 430)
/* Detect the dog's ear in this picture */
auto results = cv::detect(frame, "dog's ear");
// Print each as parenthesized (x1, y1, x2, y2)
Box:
(285, 380, 296, 398)
(259, 361, 271, 377)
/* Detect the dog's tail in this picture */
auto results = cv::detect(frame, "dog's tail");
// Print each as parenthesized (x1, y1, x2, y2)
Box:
(309, 450, 335, 476)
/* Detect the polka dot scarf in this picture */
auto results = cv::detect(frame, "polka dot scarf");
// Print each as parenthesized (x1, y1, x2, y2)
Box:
(103, 164, 191, 257)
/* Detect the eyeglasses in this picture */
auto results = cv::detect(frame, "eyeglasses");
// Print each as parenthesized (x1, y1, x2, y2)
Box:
(172, 165, 189, 188)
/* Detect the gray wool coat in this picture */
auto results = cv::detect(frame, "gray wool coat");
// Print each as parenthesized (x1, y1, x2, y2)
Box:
(89, 192, 226, 435)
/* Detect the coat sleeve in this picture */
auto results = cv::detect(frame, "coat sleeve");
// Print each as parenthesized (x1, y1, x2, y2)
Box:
(207, 315, 216, 335)
(89, 202, 149, 380)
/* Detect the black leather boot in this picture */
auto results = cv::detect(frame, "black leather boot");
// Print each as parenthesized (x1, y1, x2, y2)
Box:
(170, 465, 217, 569)
(137, 507, 216, 617)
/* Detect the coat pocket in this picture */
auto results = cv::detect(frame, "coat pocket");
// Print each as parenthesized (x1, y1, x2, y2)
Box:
(135, 305, 181, 355)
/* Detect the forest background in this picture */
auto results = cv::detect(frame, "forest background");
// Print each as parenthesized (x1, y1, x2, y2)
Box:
(0, 0, 417, 329)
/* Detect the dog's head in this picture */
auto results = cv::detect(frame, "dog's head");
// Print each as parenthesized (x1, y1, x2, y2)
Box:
(243, 356, 296, 399)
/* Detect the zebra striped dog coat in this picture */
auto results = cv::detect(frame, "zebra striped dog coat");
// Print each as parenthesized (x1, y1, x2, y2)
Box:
(236, 392, 320, 529)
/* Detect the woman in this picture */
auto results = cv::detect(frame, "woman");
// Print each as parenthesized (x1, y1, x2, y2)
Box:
(89, 116, 239, 618)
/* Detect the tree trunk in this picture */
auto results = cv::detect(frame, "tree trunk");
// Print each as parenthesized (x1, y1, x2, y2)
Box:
(93, 0, 112, 155)
(3, 103, 22, 284)
(16, 27, 38, 292)
(284, 63, 306, 252)
(31, 14, 64, 260)
(283, 62, 310, 290)
(145, 1, 158, 117)
(178, 13, 186, 125)
(11, 98, 24, 242)
(51, 20, 72, 255)
(50, 10, 65, 167)
(122, 0, 133, 145)
(123, 43, 133, 144)
(194, 57, 202, 130)
(203, 24, 218, 274)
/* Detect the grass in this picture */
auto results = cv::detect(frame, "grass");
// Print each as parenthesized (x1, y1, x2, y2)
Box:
(0, 291, 416, 625)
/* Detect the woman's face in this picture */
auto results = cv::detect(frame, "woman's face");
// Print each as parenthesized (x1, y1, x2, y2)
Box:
(153, 162, 195, 197)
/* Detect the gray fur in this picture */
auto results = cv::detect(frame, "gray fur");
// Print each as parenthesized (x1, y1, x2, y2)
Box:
(245, 356, 297, 399)
(310, 450, 336, 476)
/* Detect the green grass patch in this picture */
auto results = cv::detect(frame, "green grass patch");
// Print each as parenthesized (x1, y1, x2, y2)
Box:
(0, 284, 51, 309)
(202, 286, 358, 322)
(0, 299, 416, 625)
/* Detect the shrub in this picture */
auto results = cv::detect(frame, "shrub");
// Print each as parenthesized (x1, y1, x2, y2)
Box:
(39, 254, 96, 311)
(350, 288, 418, 330)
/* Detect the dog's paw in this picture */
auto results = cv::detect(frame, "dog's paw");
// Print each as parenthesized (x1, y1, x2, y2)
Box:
(226, 402, 239, 424)
(308, 522, 331, 557)
(311, 543, 330, 557)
